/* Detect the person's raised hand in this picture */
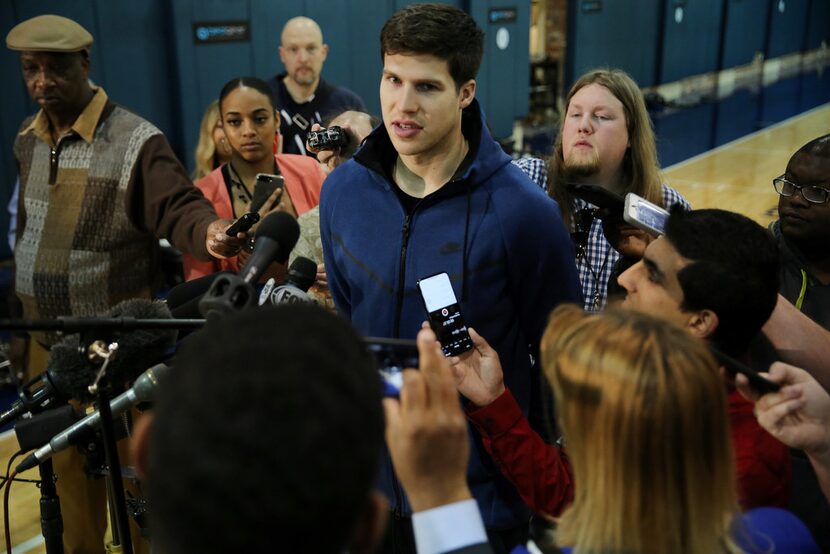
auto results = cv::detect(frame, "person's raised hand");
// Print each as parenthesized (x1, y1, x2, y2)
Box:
(383, 326, 471, 512)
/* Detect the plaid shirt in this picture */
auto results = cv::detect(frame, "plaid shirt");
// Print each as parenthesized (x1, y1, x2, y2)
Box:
(513, 156, 691, 311)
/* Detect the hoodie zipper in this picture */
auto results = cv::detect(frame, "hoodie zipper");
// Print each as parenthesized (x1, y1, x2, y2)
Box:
(390, 212, 413, 519)
(393, 214, 412, 339)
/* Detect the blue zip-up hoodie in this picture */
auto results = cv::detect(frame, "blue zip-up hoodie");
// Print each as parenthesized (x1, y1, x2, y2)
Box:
(320, 100, 582, 529)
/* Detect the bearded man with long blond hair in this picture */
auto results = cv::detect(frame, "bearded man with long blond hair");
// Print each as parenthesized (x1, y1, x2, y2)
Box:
(515, 69, 689, 311)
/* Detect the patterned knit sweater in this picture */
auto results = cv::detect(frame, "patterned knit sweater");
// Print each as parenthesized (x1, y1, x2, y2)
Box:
(14, 88, 216, 345)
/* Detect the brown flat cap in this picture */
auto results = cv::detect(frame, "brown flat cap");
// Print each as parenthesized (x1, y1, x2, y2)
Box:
(6, 14, 93, 53)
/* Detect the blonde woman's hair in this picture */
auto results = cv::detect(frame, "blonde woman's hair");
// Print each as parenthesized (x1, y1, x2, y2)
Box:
(193, 99, 222, 180)
(542, 304, 742, 554)
(549, 69, 663, 226)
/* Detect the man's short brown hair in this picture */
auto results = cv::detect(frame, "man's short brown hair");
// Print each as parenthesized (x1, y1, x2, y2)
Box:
(380, 3, 484, 89)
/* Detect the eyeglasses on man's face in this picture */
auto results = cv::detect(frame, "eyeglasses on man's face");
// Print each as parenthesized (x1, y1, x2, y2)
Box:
(773, 175, 830, 204)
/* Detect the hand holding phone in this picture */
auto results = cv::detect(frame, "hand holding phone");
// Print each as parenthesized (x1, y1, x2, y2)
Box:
(367, 337, 419, 397)
(250, 173, 284, 213)
(224, 212, 260, 237)
(713, 348, 781, 395)
(417, 272, 474, 357)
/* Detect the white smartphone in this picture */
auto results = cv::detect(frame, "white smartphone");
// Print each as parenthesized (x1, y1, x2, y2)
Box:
(416, 272, 474, 357)
(624, 193, 670, 235)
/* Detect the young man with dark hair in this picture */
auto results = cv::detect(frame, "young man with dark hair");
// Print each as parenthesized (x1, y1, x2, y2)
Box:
(766, 134, 830, 550)
(447, 209, 789, 519)
(320, 4, 581, 553)
(137, 305, 388, 554)
(770, 134, 830, 330)
(625, 207, 781, 358)
(617, 209, 789, 509)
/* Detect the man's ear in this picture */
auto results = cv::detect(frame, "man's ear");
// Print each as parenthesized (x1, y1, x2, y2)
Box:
(687, 309, 719, 341)
(459, 79, 476, 109)
(129, 412, 154, 481)
(349, 491, 389, 554)
(321, 43, 329, 62)
(278, 46, 287, 65)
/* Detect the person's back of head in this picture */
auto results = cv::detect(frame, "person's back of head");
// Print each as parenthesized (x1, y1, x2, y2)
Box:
(380, 3, 484, 89)
(550, 68, 663, 223)
(665, 208, 780, 357)
(147, 304, 384, 553)
(541, 304, 740, 554)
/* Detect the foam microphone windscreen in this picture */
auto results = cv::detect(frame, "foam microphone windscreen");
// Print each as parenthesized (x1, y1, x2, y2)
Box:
(47, 334, 101, 403)
(287, 257, 317, 292)
(102, 299, 178, 386)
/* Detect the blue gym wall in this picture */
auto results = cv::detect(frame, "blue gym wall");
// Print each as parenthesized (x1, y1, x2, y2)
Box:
(1, 0, 828, 260)
(0, 1, 529, 263)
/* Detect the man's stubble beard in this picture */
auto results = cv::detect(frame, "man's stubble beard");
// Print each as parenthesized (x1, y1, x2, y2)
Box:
(292, 67, 317, 87)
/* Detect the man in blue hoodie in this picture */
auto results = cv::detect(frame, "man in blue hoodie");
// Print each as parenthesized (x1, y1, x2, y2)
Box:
(319, 4, 582, 553)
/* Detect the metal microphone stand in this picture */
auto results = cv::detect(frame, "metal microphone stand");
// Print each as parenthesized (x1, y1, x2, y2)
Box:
(85, 341, 133, 554)
(38, 459, 64, 554)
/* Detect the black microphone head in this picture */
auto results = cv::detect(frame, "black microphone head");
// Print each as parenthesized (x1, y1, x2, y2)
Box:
(255, 212, 300, 265)
(286, 257, 317, 292)
(167, 271, 232, 319)
(167, 272, 230, 311)
(103, 299, 178, 387)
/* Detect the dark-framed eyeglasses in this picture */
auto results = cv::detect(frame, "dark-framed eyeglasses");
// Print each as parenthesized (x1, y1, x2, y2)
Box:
(773, 175, 830, 204)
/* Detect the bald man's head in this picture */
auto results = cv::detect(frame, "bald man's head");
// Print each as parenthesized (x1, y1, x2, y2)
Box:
(280, 17, 328, 90)
(795, 134, 830, 160)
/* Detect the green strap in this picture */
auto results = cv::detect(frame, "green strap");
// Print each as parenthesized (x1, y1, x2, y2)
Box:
(795, 269, 808, 311)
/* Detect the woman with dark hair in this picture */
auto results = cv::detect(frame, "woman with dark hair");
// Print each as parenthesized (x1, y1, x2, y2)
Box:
(183, 77, 326, 280)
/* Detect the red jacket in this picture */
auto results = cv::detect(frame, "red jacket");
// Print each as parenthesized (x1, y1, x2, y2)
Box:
(468, 387, 791, 517)
(467, 389, 574, 517)
(729, 388, 791, 508)
(183, 154, 325, 281)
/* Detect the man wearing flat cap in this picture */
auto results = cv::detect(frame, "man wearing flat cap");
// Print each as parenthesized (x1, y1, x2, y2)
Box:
(6, 14, 240, 553)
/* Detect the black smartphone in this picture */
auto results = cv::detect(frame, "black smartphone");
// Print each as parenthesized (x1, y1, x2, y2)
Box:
(365, 337, 419, 397)
(224, 212, 260, 237)
(713, 349, 781, 395)
(566, 183, 625, 217)
(416, 272, 474, 357)
(250, 173, 284, 213)
(307, 126, 349, 152)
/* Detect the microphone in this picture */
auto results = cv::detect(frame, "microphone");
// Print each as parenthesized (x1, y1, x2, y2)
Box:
(15, 363, 171, 473)
(259, 257, 316, 306)
(0, 335, 98, 427)
(0, 299, 177, 427)
(197, 213, 300, 319)
(239, 212, 300, 285)
(91, 299, 178, 389)
(167, 272, 231, 319)
(167, 271, 230, 319)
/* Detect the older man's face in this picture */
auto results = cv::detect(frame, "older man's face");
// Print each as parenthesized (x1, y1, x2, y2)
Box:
(20, 51, 89, 114)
